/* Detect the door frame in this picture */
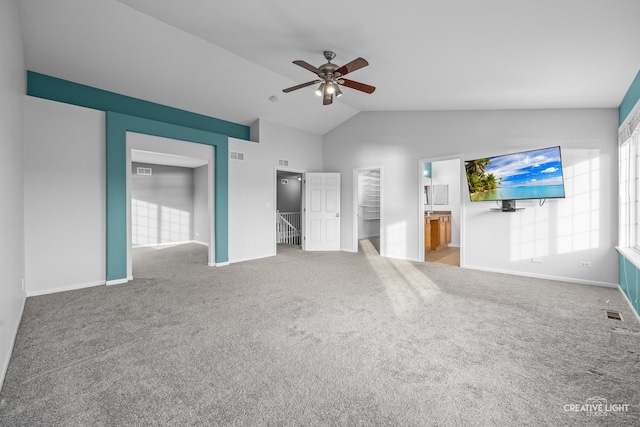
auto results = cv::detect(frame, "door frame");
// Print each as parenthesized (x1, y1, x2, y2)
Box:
(418, 154, 465, 265)
(352, 166, 384, 254)
(126, 133, 215, 279)
(274, 166, 306, 253)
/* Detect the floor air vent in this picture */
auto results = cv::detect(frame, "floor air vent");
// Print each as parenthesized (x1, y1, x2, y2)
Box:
(604, 310, 623, 321)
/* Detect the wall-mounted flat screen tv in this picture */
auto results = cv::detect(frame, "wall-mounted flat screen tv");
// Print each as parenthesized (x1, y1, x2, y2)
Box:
(465, 146, 565, 202)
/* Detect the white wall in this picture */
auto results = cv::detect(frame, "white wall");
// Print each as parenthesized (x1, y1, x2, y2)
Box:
(324, 109, 619, 285)
(0, 0, 26, 391)
(24, 96, 106, 295)
(131, 162, 195, 246)
(193, 165, 209, 245)
(229, 119, 323, 263)
(22, 101, 323, 290)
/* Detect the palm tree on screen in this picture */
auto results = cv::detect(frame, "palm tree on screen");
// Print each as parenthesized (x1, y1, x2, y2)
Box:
(465, 158, 492, 194)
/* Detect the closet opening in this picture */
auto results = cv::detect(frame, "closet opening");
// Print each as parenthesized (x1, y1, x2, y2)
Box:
(354, 167, 382, 255)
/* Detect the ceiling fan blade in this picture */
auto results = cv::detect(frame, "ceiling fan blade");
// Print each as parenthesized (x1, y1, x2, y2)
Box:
(335, 57, 368, 76)
(341, 78, 376, 94)
(293, 60, 322, 75)
(282, 80, 321, 93)
(323, 93, 333, 105)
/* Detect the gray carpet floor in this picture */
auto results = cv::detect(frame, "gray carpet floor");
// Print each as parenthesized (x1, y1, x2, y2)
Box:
(1, 241, 639, 426)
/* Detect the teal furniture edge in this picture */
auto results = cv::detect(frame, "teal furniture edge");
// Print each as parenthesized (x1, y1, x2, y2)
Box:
(27, 71, 250, 141)
(107, 112, 228, 282)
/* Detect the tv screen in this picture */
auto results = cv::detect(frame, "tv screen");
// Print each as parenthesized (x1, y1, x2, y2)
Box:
(465, 146, 565, 202)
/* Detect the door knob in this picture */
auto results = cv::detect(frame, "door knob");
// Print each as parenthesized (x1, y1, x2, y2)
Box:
(336, 212, 340, 217)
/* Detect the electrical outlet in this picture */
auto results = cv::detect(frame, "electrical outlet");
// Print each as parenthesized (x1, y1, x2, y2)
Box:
(579, 261, 592, 268)
(531, 257, 543, 263)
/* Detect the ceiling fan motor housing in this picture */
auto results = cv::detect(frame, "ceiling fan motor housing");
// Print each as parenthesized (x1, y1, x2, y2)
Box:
(319, 62, 339, 78)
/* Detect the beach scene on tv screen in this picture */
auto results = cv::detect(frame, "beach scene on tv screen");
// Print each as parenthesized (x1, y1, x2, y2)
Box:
(465, 147, 565, 201)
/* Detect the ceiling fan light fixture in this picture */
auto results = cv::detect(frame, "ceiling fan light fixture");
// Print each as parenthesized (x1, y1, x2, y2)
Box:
(325, 81, 335, 95)
(282, 52, 375, 105)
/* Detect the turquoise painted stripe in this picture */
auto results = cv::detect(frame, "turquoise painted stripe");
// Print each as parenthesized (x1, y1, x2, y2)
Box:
(27, 71, 249, 141)
(618, 254, 639, 318)
(619, 69, 640, 125)
(107, 112, 228, 282)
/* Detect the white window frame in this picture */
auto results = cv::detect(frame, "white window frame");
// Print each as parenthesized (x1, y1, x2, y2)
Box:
(620, 135, 638, 249)
(619, 104, 640, 259)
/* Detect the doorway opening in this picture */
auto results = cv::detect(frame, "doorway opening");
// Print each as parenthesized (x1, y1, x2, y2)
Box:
(419, 156, 463, 267)
(126, 132, 215, 280)
(275, 168, 304, 253)
(353, 167, 382, 255)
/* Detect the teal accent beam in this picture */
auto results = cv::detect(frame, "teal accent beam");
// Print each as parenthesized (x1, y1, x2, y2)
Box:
(28, 71, 249, 141)
(619, 69, 640, 125)
(619, 254, 639, 319)
(107, 112, 228, 282)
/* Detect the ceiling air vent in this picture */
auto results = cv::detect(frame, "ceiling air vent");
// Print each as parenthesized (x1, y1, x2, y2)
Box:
(230, 151, 245, 161)
(136, 167, 152, 176)
(279, 159, 289, 167)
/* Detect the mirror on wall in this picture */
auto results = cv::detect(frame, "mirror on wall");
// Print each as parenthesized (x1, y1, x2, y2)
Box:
(425, 184, 448, 206)
(433, 184, 448, 205)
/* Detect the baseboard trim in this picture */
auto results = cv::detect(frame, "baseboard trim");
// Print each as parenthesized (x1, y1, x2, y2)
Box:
(106, 278, 129, 286)
(228, 253, 276, 264)
(463, 264, 618, 288)
(618, 286, 640, 324)
(215, 261, 230, 267)
(0, 293, 26, 394)
(28, 280, 106, 296)
(132, 240, 202, 249)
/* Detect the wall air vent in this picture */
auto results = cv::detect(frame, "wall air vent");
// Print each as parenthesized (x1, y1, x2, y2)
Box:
(136, 167, 152, 176)
(279, 159, 289, 167)
(230, 151, 245, 161)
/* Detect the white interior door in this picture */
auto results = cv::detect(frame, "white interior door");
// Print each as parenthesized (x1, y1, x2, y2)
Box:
(304, 172, 341, 251)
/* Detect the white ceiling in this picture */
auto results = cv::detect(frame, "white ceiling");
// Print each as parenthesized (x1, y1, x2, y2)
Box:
(19, 0, 640, 135)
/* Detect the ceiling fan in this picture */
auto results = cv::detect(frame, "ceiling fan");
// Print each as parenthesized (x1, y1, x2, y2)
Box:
(282, 51, 375, 105)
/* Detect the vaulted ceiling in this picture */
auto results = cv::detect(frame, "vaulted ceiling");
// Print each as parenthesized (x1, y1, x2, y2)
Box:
(19, 0, 640, 135)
